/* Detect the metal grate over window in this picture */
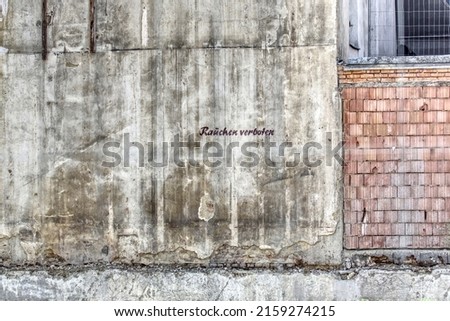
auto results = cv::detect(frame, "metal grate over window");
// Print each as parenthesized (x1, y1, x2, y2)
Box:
(398, 0, 450, 56)
(369, 0, 450, 57)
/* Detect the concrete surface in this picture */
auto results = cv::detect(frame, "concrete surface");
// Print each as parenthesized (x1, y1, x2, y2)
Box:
(0, 0, 342, 266)
(1, 266, 450, 301)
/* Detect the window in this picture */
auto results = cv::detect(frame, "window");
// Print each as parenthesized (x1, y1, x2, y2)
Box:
(347, 0, 450, 58)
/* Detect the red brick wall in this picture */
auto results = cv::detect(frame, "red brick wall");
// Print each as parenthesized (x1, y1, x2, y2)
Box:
(338, 66, 450, 84)
(342, 85, 450, 249)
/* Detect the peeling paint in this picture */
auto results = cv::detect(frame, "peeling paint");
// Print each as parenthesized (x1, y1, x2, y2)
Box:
(198, 193, 215, 222)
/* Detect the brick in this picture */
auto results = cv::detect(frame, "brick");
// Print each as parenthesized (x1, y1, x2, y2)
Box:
(349, 174, 364, 186)
(416, 123, 431, 135)
(382, 88, 396, 99)
(361, 223, 378, 236)
(369, 211, 385, 223)
(412, 236, 428, 248)
(345, 162, 358, 174)
(387, 112, 397, 124)
(396, 88, 408, 99)
(349, 124, 363, 136)
(344, 175, 351, 186)
(373, 236, 386, 248)
(387, 186, 398, 198)
(432, 124, 445, 135)
(443, 137, 450, 148)
(430, 98, 444, 110)
(432, 223, 449, 236)
(443, 99, 450, 110)
(364, 150, 378, 162)
(344, 186, 357, 199)
(432, 198, 445, 211)
(356, 88, 370, 100)
(410, 161, 425, 173)
(391, 198, 404, 210)
(368, 88, 378, 99)
(349, 100, 363, 112)
(342, 88, 356, 100)
(356, 112, 370, 124)
(386, 236, 400, 248)
(427, 211, 439, 223)
(404, 173, 419, 186)
(384, 211, 398, 223)
(344, 111, 357, 123)
(345, 224, 352, 236)
(438, 212, 450, 223)
(350, 199, 364, 212)
(399, 236, 413, 247)
(344, 236, 359, 249)
(405, 223, 419, 235)
(437, 111, 447, 122)
(351, 224, 362, 236)
(407, 87, 422, 99)
(384, 161, 398, 173)
(398, 162, 411, 173)
(425, 161, 438, 172)
(376, 149, 394, 161)
(398, 186, 411, 198)
(417, 198, 432, 211)
(344, 136, 358, 149)
(363, 124, 377, 136)
(344, 212, 358, 224)
(396, 112, 410, 123)
(418, 224, 433, 236)
(378, 223, 392, 236)
(406, 199, 418, 211)
(381, 173, 392, 186)
(425, 135, 437, 147)
(364, 199, 377, 211)
(359, 236, 373, 249)
(386, 124, 396, 136)
(405, 124, 416, 136)
(363, 100, 378, 111)
(435, 136, 445, 147)
(411, 136, 426, 148)
(423, 111, 436, 123)
(391, 223, 405, 235)
(427, 236, 441, 248)
(377, 100, 389, 112)
(436, 87, 450, 98)
(409, 112, 424, 123)
(396, 99, 408, 111)
(411, 186, 425, 199)
(370, 112, 382, 124)
(356, 186, 371, 199)
(423, 87, 437, 98)
(430, 148, 445, 160)
(432, 173, 446, 186)
(357, 161, 372, 174)
(391, 173, 404, 186)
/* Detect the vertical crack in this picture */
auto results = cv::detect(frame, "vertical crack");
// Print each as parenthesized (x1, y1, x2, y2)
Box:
(41, 0, 47, 60)
(89, 0, 96, 53)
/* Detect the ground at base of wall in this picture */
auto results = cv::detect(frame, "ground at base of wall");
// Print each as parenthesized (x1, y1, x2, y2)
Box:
(1, 265, 450, 300)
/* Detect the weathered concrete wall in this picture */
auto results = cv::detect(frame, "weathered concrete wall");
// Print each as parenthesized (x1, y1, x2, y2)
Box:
(2, 266, 450, 300)
(0, 0, 341, 266)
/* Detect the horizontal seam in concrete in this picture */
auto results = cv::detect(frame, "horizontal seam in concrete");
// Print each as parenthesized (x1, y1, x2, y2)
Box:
(0, 43, 337, 55)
